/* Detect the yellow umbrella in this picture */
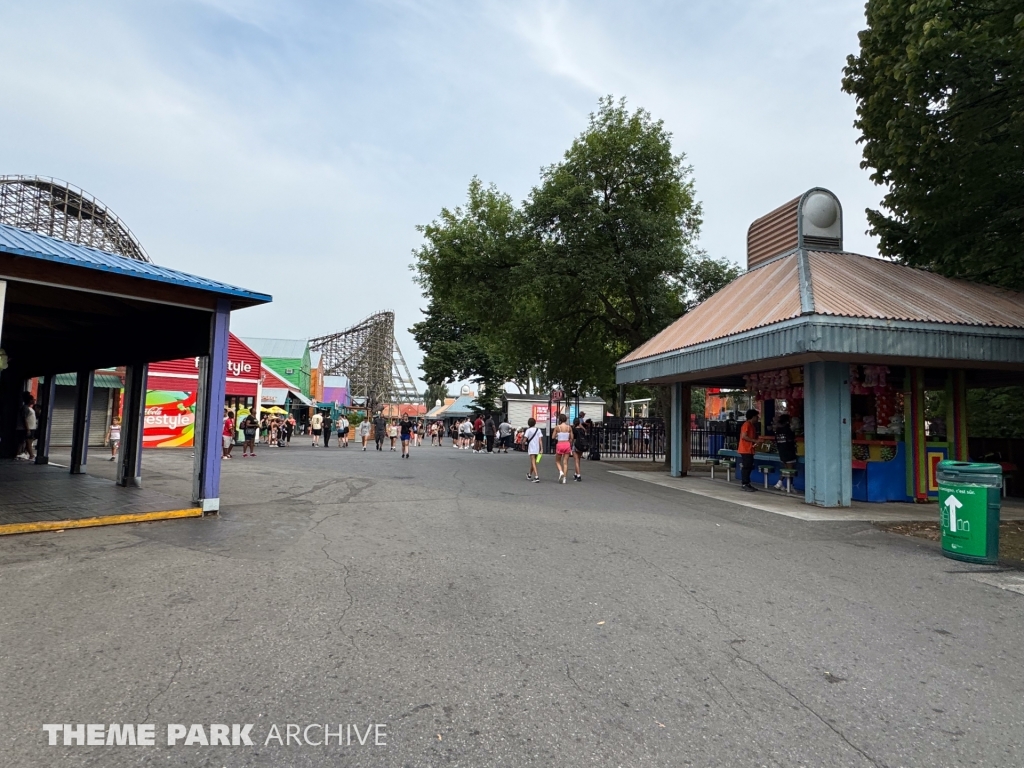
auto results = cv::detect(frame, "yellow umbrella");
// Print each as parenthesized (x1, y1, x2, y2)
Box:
(265, 406, 287, 414)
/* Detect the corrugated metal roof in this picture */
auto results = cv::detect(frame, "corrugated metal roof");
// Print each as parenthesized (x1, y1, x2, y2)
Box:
(443, 395, 480, 416)
(619, 249, 1024, 367)
(620, 255, 802, 363)
(425, 403, 451, 417)
(240, 337, 309, 359)
(747, 196, 798, 269)
(808, 251, 1024, 328)
(0, 223, 271, 306)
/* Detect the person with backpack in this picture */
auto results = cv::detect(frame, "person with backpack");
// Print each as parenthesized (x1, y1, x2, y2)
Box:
(571, 417, 588, 482)
(524, 417, 543, 483)
(241, 410, 259, 457)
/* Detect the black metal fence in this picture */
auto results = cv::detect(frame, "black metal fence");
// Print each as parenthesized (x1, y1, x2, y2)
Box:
(582, 422, 740, 461)
(587, 420, 665, 460)
(524, 419, 745, 461)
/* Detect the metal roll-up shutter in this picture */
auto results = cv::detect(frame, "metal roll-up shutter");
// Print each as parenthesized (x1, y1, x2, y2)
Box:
(50, 387, 76, 447)
(49, 387, 112, 447)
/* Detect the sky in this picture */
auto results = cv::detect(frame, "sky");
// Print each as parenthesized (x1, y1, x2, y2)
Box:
(0, 0, 880, 391)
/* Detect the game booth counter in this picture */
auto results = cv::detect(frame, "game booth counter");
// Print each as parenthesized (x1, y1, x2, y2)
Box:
(616, 188, 1024, 508)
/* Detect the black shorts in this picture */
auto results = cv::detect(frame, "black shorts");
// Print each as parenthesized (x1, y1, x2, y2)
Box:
(312, 429, 322, 436)
(475, 432, 484, 442)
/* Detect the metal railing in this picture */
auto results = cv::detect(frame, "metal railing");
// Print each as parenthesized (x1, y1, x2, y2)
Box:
(587, 421, 665, 460)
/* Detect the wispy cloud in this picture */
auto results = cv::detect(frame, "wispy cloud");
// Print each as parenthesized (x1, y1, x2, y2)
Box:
(0, 0, 879, 383)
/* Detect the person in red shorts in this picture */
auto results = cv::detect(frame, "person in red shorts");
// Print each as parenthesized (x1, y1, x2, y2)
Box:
(222, 409, 235, 460)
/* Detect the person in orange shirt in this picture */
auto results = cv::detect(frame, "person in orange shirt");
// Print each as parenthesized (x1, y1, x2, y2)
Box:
(739, 409, 760, 491)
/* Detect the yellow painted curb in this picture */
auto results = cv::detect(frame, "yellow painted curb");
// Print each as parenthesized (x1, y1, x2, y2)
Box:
(0, 507, 204, 536)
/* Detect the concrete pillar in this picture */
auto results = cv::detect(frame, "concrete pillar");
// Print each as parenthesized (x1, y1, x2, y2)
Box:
(803, 361, 852, 507)
(670, 383, 682, 477)
(70, 370, 94, 474)
(670, 382, 692, 477)
(192, 299, 230, 512)
(34, 375, 56, 465)
(117, 364, 147, 487)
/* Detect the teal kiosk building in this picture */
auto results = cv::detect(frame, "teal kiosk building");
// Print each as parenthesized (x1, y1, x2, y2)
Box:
(616, 189, 1024, 507)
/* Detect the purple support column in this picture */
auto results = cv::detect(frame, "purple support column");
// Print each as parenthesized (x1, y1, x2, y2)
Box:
(192, 299, 230, 512)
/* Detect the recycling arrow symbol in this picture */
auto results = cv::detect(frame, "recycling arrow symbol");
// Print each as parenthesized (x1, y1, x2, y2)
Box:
(944, 494, 963, 531)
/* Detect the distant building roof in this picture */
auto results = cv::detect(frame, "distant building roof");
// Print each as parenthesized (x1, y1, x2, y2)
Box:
(240, 337, 309, 359)
(442, 395, 480, 417)
(0, 223, 270, 309)
(503, 392, 606, 404)
(425, 402, 451, 418)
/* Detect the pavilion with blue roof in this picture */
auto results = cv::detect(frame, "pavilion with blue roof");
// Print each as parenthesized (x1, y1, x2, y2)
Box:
(0, 222, 271, 534)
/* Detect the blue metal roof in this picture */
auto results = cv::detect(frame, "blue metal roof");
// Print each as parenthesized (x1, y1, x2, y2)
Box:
(443, 395, 482, 417)
(0, 223, 271, 306)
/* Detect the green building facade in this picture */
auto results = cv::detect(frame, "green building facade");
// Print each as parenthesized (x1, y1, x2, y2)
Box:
(240, 338, 311, 396)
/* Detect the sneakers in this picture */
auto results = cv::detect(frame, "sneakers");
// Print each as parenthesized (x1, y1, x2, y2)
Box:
(741, 484, 757, 492)
(532, 477, 540, 483)
(773, 481, 783, 490)
(574, 474, 581, 482)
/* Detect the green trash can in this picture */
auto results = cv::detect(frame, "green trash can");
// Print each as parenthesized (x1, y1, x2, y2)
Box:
(936, 460, 1002, 564)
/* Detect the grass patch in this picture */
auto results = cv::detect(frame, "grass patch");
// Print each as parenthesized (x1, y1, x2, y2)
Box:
(876, 520, 1024, 568)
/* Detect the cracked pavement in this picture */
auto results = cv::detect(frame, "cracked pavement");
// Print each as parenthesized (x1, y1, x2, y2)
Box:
(1, 443, 1023, 767)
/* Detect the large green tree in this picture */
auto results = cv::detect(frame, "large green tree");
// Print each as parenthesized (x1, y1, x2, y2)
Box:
(412, 97, 739, 406)
(525, 96, 737, 394)
(842, 1, 1024, 288)
(411, 179, 543, 410)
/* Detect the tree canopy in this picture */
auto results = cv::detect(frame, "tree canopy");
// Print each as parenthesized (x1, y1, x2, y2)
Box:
(842, 0, 1024, 289)
(412, 97, 739, 408)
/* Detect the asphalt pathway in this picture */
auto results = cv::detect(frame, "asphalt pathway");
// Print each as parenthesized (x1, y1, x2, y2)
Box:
(1, 441, 1022, 767)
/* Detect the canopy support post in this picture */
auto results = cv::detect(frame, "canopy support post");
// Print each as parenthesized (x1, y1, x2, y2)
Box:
(193, 299, 230, 513)
(117, 364, 146, 487)
(803, 362, 851, 507)
(70, 370, 94, 475)
(35, 374, 56, 465)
